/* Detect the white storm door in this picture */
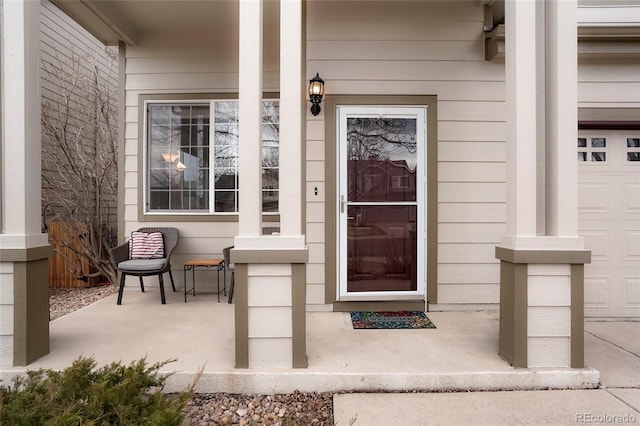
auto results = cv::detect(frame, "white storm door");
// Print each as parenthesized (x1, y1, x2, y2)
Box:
(337, 106, 426, 301)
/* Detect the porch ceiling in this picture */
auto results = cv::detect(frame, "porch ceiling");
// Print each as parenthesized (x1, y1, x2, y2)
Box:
(51, 0, 279, 46)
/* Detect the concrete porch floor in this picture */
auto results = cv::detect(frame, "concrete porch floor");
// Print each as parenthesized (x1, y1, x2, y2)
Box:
(0, 288, 599, 394)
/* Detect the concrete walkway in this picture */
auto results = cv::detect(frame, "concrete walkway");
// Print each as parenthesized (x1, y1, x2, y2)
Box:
(334, 320, 640, 426)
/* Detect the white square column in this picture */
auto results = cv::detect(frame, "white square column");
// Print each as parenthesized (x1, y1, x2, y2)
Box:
(279, 0, 305, 243)
(503, 0, 538, 241)
(237, 0, 264, 240)
(545, 0, 579, 237)
(233, 0, 308, 369)
(1, 0, 46, 244)
(0, 0, 51, 366)
(496, 0, 589, 369)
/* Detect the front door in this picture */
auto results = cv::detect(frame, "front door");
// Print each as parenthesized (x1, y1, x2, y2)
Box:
(337, 106, 426, 301)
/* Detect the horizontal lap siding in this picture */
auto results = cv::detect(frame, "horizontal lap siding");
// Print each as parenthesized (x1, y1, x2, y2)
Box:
(307, 0, 505, 306)
(124, 30, 245, 288)
(121, 5, 279, 290)
(40, 0, 119, 147)
(579, 62, 640, 107)
(40, 0, 119, 247)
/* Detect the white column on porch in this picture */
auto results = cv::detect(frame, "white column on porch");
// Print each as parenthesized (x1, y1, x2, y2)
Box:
(0, 0, 45, 246)
(498, 0, 586, 369)
(233, 0, 308, 369)
(236, 0, 263, 241)
(545, 0, 579, 238)
(0, 0, 50, 366)
(502, 0, 583, 252)
(503, 0, 538, 247)
(278, 0, 305, 244)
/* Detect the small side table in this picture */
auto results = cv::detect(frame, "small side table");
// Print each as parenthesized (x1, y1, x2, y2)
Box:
(183, 259, 225, 303)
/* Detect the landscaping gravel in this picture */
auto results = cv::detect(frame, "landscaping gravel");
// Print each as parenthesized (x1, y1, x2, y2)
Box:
(49, 284, 119, 321)
(49, 285, 336, 426)
(184, 392, 334, 426)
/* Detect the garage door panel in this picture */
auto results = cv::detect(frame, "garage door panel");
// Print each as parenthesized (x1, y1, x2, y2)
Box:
(625, 277, 640, 308)
(580, 131, 640, 317)
(584, 276, 611, 308)
(578, 181, 611, 212)
(623, 182, 640, 212)
(623, 230, 640, 261)
(580, 229, 611, 261)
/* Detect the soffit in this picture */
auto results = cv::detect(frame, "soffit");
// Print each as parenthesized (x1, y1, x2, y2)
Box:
(51, 0, 280, 46)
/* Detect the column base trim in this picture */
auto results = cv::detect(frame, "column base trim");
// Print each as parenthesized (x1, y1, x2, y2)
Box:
(234, 250, 308, 369)
(497, 245, 588, 369)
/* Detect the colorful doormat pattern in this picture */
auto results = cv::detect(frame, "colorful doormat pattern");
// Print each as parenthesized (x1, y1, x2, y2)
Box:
(350, 311, 436, 329)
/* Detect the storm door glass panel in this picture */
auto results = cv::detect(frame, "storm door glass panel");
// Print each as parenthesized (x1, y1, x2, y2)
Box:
(347, 205, 417, 292)
(339, 108, 426, 300)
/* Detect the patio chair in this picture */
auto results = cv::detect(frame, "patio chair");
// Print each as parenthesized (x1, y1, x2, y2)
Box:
(223, 245, 235, 304)
(111, 227, 179, 305)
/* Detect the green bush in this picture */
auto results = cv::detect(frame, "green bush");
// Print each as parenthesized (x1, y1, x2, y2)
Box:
(0, 356, 195, 426)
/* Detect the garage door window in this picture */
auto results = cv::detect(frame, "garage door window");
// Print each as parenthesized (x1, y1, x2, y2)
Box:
(627, 138, 640, 162)
(578, 137, 607, 162)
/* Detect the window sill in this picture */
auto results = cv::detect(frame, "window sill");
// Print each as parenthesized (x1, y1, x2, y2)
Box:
(140, 213, 280, 223)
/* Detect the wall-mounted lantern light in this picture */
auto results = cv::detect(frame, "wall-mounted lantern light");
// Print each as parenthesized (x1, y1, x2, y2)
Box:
(176, 161, 186, 172)
(309, 73, 325, 116)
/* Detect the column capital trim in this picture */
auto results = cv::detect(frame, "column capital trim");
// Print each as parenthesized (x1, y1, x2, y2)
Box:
(495, 246, 591, 264)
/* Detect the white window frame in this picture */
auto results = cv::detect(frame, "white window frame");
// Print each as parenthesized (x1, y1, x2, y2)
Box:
(142, 98, 279, 216)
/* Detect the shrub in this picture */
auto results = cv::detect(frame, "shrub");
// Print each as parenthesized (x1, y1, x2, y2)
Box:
(0, 356, 195, 425)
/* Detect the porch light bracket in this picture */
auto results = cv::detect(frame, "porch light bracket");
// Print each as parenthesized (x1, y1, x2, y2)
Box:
(309, 73, 325, 116)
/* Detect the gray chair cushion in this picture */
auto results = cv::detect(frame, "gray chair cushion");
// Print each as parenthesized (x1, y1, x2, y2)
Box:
(118, 258, 167, 272)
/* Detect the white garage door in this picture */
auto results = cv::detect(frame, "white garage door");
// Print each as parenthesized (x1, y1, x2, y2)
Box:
(578, 131, 640, 318)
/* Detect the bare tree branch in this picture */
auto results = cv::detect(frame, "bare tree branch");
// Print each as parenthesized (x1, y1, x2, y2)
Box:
(42, 48, 119, 286)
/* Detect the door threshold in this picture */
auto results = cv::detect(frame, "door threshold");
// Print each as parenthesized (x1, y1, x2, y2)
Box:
(333, 300, 426, 312)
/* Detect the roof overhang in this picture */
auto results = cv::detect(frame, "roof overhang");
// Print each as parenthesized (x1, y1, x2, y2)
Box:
(485, 5, 640, 62)
(51, 0, 140, 46)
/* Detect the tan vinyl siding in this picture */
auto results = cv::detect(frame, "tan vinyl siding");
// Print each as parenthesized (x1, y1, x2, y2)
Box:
(0, 262, 14, 365)
(306, 1, 505, 307)
(118, 1, 637, 306)
(40, 0, 119, 229)
(579, 62, 640, 107)
(122, 24, 277, 290)
(122, 33, 239, 259)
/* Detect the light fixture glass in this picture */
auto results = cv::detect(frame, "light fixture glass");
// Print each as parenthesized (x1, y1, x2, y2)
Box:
(309, 73, 325, 116)
(162, 152, 179, 163)
(176, 161, 186, 172)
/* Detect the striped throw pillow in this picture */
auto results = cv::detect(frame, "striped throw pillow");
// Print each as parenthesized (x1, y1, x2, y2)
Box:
(129, 231, 165, 259)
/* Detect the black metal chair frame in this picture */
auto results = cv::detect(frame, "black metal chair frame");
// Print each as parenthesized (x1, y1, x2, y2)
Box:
(223, 246, 235, 304)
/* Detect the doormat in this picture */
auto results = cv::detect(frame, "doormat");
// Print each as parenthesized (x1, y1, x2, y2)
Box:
(350, 311, 436, 329)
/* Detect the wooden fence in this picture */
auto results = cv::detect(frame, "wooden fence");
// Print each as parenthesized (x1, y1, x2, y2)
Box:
(47, 220, 101, 288)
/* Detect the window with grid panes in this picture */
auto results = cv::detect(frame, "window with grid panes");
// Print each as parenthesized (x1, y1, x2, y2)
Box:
(145, 100, 279, 214)
(627, 138, 640, 162)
